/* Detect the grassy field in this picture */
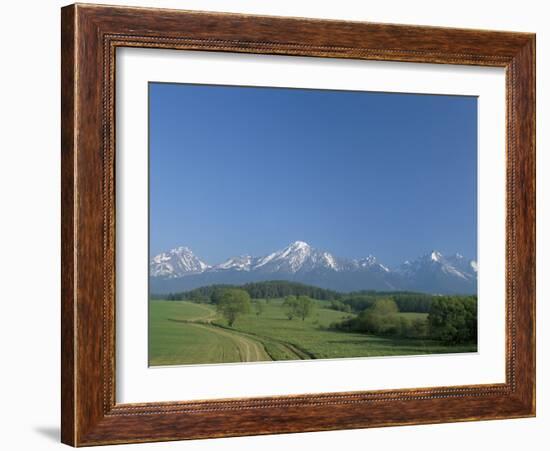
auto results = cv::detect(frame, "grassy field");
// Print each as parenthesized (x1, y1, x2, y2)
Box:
(149, 301, 270, 365)
(149, 299, 477, 366)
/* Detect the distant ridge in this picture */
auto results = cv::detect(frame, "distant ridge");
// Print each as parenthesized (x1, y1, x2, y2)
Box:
(150, 241, 477, 295)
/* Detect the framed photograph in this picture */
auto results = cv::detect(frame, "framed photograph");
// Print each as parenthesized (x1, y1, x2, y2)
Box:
(61, 3, 535, 446)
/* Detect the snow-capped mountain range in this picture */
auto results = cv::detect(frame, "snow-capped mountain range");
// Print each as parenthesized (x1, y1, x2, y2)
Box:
(150, 246, 210, 277)
(150, 241, 477, 294)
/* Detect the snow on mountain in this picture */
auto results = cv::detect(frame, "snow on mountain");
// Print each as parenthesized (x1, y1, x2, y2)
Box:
(215, 255, 255, 272)
(149, 246, 210, 278)
(149, 243, 477, 295)
(397, 250, 477, 293)
(399, 251, 475, 279)
(429, 251, 443, 262)
(446, 252, 478, 276)
(252, 241, 345, 273)
(353, 255, 390, 273)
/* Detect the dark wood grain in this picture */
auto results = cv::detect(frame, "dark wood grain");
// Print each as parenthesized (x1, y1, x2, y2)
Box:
(61, 3, 536, 446)
(60, 5, 76, 445)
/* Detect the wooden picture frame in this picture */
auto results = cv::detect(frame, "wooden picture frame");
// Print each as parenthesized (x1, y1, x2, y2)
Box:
(61, 3, 535, 446)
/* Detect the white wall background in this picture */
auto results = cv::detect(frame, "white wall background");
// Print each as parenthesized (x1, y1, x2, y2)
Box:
(0, 1, 546, 449)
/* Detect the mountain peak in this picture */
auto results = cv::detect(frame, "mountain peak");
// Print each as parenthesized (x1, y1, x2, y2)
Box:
(354, 255, 390, 273)
(250, 240, 346, 274)
(171, 245, 192, 253)
(150, 246, 209, 278)
(360, 254, 377, 264)
(217, 255, 253, 271)
(429, 251, 443, 262)
(289, 240, 310, 249)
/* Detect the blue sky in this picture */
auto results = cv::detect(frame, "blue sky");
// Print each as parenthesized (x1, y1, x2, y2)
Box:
(149, 82, 477, 267)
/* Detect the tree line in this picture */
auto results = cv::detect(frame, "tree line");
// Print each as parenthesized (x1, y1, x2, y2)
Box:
(328, 292, 434, 313)
(330, 296, 477, 344)
(152, 281, 437, 313)
(152, 281, 341, 302)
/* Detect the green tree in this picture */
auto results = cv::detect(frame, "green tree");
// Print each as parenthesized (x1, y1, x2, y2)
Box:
(370, 298, 399, 315)
(428, 297, 477, 344)
(409, 317, 428, 338)
(282, 296, 298, 320)
(216, 288, 251, 327)
(295, 296, 315, 321)
(355, 299, 400, 335)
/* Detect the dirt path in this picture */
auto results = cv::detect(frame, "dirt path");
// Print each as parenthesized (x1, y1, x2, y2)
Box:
(186, 322, 272, 362)
(171, 302, 304, 362)
(220, 326, 311, 360)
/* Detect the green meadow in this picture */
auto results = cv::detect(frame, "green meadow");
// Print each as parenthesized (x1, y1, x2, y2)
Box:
(149, 299, 476, 366)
